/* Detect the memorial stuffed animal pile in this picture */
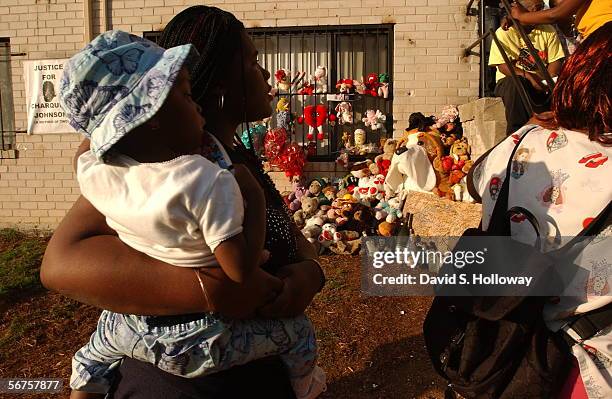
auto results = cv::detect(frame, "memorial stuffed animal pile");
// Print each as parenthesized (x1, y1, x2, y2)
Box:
(394, 107, 475, 202)
(281, 167, 413, 255)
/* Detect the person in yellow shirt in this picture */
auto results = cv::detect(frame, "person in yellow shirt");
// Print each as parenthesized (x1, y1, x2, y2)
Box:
(511, 0, 612, 40)
(489, 0, 565, 134)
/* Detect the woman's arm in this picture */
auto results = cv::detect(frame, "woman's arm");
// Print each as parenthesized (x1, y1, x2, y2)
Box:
(40, 196, 279, 318)
(511, 0, 583, 26)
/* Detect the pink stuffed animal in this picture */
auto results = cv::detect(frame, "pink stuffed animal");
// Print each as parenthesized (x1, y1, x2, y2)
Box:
(362, 109, 386, 131)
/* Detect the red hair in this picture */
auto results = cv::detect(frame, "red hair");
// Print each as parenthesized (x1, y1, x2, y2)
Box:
(552, 22, 611, 145)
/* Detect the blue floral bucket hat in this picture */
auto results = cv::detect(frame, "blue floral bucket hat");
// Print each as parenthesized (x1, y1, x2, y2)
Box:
(59, 30, 199, 160)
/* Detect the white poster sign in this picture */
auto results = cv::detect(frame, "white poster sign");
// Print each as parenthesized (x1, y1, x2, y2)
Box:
(24, 59, 71, 134)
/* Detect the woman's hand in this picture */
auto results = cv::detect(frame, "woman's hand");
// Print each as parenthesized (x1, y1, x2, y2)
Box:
(510, 2, 528, 23)
(257, 259, 324, 318)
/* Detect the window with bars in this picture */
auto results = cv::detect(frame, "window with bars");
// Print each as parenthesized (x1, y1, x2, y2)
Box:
(0, 38, 16, 153)
(144, 24, 394, 161)
(251, 24, 393, 161)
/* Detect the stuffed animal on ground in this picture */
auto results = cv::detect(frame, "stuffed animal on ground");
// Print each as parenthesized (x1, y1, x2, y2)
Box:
(293, 196, 319, 228)
(374, 200, 389, 221)
(335, 102, 353, 125)
(378, 73, 390, 98)
(353, 205, 378, 236)
(275, 69, 291, 92)
(334, 230, 360, 242)
(301, 216, 324, 243)
(434, 105, 459, 130)
(339, 174, 359, 195)
(286, 179, 307, 212)
(318, 223, 337, 247)
(385, 196, 403, 223)
(349, 160, 374, 179)
(378, 221, 397, 237)
(328, 238, 362, 255)
(450, 138, 470, 160)
(321, 186, 337, 206)
(362, 110, 386, 131)
(276, 97, 292, 131)
(313, 65, 328, 93)
(374, 139, 397, 177)
(306, 178, 327, 199)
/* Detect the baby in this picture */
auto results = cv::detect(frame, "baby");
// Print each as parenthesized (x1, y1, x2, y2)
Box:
(59, 30, 325, 399)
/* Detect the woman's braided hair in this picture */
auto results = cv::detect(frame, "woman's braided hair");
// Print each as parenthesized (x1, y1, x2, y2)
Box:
(158, 6, 243, 106)
(158, 6, 288, 210)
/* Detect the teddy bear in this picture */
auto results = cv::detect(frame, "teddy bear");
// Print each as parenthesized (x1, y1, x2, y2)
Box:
(353, 205, 378, 236)
(335, 102, 353, 125)
(293, 196, 319, 228)
(450, 139, 471, 162)
(313, 65, 328, 93)
(349, 159, 374, 179)
(362, 109, 386, 131)
(301, 216, 324, 244)
(286, 179, 307, 212)
(374, 139, 397, 177)
(275, 68, 291, 92)
(385, 196, 403, 223)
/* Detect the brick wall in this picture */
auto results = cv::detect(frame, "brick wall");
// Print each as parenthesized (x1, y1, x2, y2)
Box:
(0, 0, 480, 229)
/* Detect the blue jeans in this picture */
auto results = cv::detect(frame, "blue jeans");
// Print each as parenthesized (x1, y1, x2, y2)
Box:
(71, 311, 318, 394)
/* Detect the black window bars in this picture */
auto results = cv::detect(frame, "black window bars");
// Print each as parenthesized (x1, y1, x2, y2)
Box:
(249, 24, 394, 161)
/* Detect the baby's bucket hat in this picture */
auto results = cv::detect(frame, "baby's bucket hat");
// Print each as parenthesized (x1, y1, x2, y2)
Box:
(59, 30, 198, 160)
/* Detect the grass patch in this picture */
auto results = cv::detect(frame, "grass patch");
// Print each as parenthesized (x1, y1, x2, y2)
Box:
(0, 315, 34, 350)
(0, 228, 48, 300)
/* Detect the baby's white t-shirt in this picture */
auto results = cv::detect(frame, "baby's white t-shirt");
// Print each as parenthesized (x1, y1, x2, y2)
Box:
(77, 150, 244, 268)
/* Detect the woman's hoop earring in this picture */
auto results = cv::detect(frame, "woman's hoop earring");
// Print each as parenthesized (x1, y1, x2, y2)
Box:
(218, 94, 225, 110)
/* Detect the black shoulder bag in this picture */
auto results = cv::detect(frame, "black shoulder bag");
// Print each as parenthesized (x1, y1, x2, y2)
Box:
(423, 128, 612, 398)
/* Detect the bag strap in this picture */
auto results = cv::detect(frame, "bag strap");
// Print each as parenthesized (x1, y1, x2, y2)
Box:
(486, 126, 540, 235)
(466, 125, 540, 205)
(560, 302, 612, 347)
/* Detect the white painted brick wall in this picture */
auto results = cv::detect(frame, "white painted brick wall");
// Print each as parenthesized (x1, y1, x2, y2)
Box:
(0, 0, 480, 229)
